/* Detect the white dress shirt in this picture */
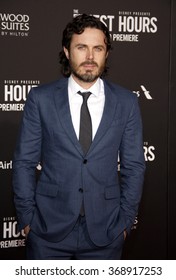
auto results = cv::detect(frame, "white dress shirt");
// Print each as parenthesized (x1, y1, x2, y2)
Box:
(68, 75, 105, 140)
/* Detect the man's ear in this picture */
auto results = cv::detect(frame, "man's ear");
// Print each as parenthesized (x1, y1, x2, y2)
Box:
(63, 47, 69, 59)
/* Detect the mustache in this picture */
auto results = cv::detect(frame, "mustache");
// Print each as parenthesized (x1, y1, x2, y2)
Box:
(80, 61, 98, 67)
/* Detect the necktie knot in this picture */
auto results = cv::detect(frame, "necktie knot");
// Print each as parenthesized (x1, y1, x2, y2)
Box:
(77, 91, 92, 102)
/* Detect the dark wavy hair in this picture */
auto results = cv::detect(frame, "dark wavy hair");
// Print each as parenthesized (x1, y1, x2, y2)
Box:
(59, 14, 112, 77)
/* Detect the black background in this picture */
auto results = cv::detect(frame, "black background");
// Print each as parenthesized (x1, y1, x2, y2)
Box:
(0, 0, 175, 259)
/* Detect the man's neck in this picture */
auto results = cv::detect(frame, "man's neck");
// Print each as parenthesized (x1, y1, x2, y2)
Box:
(71, 74, 98, 90)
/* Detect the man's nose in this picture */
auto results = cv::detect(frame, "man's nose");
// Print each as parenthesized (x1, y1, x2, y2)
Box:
(86, 48, 94, 60)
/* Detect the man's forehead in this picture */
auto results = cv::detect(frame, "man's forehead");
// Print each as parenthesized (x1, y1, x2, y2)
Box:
(71, 28, 106, 43)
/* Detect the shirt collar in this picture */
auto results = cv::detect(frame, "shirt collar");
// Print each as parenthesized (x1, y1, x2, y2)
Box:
(68, 75, 103, 98)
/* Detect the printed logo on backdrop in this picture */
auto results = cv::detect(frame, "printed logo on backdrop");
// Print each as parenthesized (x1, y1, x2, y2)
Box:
(0, 160, 12, 170)
(0, 80, 40, 112)
(0, 217, 25, 249)
(73, 9, 158, 42)
(133, 85, 153, 100)
(144, 141, 155, 162)
(0, 13, 30, 37)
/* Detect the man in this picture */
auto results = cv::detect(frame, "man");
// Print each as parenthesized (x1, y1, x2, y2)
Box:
(13, 14, 145, 259)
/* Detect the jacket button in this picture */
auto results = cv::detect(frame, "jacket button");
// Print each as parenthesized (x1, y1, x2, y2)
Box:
(83, 159, 87, 164)
(79, 188, 83, 193)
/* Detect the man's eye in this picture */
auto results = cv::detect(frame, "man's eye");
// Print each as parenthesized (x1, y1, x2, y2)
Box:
(77, 45, 86, 50)
(95, 47, 103, 51)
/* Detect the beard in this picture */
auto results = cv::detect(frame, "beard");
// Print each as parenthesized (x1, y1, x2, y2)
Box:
(70, 60, 105, 83)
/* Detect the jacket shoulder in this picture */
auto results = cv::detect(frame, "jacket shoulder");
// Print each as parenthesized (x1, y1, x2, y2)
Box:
(30, 78, 68, 97)
(104, 79, 137, 101)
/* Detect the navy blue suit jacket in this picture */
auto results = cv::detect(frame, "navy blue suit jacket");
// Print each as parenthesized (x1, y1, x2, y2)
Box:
(13, 78, 145, 246)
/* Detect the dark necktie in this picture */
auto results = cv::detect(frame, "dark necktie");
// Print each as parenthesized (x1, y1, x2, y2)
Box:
(78, 91, 92, 154)
(77, 91, 92, 216)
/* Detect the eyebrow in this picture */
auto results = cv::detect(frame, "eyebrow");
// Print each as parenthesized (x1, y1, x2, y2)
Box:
(75, 43, 106, 49)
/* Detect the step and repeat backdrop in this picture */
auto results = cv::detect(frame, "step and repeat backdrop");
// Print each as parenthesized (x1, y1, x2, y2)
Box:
(0, 0, 175, 259)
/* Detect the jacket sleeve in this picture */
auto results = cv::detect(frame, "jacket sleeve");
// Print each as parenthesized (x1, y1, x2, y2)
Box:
(119, 95, 146, 234)
(12, 88, 42, 230)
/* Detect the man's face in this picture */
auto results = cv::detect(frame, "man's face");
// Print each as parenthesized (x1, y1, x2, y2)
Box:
(64, 27, 108, 86)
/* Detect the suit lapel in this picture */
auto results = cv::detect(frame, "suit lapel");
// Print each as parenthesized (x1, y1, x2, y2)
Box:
(88, 81, 118, 154)
(53, 79, 83, 155)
